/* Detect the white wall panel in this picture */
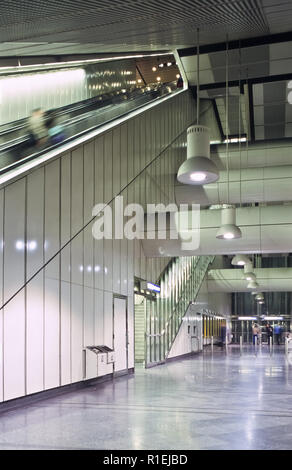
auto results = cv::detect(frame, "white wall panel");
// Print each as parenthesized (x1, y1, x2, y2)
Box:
(104, 133, 113, 293)
(84, 142, 94, 289)
(44, 261, 60, 390)
(60, 154, 71, 386)
(84, 286, 94, 347)
(128, 239, 134, 296)
(3, 180, 25, 401)
(120, 123, 128, 191)
(60, 153, 71, 283)
(3, 293, 25, 400)
(26, 274, 44, 394)
(94, 136, 104, 291)
(127, 296, 134, 369)
(84, 141, 94, 223)
(113, 128, 121, 294)
(26, 168, 45, 394)
(94, 289, 104, 345)
(3, 179, 25, 303)
(104, 291, 113, 348)
(71, 147, 84, 383)
(120, 237, 128, 296)
(71, 148, 83, 287)
(120, 123, 128, 296)
(84, 286, 96, 379)
(60, 280, 71, 385)
(133, 117, 141, 281)
(44, 160, 60, 279)
(26, 168, 44, 279)
(71, 283, 83, 383)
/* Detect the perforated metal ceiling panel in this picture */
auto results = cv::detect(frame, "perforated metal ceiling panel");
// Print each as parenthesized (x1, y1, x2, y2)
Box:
(0, 0, 288, 55)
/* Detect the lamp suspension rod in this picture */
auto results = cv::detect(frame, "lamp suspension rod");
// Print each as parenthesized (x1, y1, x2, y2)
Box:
(239, 42, 242, 207)
(226, 35, 230, 205)
(197, 28, 200, 125)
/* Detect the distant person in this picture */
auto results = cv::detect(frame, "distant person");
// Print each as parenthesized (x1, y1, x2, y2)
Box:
(266, 323, 273, 345)
(274, 324, 281, 345)
(252, 323, 260, 345)
(221, 324, 226, 347)
(27, 108, 48, 146)
(176, 76, 183, 88)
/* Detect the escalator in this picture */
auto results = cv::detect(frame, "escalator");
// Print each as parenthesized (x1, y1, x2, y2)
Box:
(0, 81, 178, 175)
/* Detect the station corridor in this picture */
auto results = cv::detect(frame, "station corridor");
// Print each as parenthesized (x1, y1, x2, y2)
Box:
(0, 346, 291, 450)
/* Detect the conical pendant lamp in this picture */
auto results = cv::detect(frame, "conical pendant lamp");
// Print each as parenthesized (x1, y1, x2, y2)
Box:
(247, 280, 259, 289)
(177, 29, 219, 186)
(177, 125, 219, 184)
(216, 37, 241, 241)
(231, 254, 251, 266)
(216, 206, 242, 239)
(242, 262, 256, 281)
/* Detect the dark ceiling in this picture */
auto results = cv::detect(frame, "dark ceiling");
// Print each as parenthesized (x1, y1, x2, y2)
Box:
(0, 0, 291, 56)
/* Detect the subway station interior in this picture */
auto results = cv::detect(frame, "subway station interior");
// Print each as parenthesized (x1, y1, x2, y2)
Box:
(1, 0, 292, 452)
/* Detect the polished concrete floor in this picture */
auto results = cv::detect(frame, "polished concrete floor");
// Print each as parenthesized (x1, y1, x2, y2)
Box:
(0, 344, 292, 450)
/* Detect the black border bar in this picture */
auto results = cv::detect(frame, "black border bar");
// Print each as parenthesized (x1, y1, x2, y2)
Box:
(178, 31, 292, 57)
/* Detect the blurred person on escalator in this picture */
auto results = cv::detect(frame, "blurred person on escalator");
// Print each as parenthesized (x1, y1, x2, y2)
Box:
(46, 113, 66, 145)
(176, 75, 183, 88)
(27, 108, 48, 147)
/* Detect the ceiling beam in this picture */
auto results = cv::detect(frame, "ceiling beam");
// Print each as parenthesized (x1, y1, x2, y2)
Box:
(190, 71, 292, 92)
(178, 31, 292, 58)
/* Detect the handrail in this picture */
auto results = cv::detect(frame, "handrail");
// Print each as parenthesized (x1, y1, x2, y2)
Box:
(0, 94, 192, 312)
(146, 255, 214, 340)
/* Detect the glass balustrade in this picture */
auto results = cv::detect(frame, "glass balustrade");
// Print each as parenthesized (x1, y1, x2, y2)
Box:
(145, 254, 214, 367)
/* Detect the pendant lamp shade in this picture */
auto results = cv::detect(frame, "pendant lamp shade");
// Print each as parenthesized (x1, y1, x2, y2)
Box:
(243, 272, 256, 282)
(231, 254, 251, 266)
(216, 207, 242, 240)
(247, 280, 259, 289)
(177, 125, 219, 185)
(242, 262, 256, 281)
(255, 293, 264, 301)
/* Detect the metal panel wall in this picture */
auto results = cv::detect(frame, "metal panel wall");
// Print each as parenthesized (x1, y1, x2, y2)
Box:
(0, 90, 196, 402)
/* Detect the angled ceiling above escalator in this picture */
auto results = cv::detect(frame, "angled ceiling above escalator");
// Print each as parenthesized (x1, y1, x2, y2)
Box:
(179, 37, 292, 142)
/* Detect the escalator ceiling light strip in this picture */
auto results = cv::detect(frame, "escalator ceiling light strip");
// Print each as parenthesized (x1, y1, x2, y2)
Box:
(0, 53, 171, 75)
